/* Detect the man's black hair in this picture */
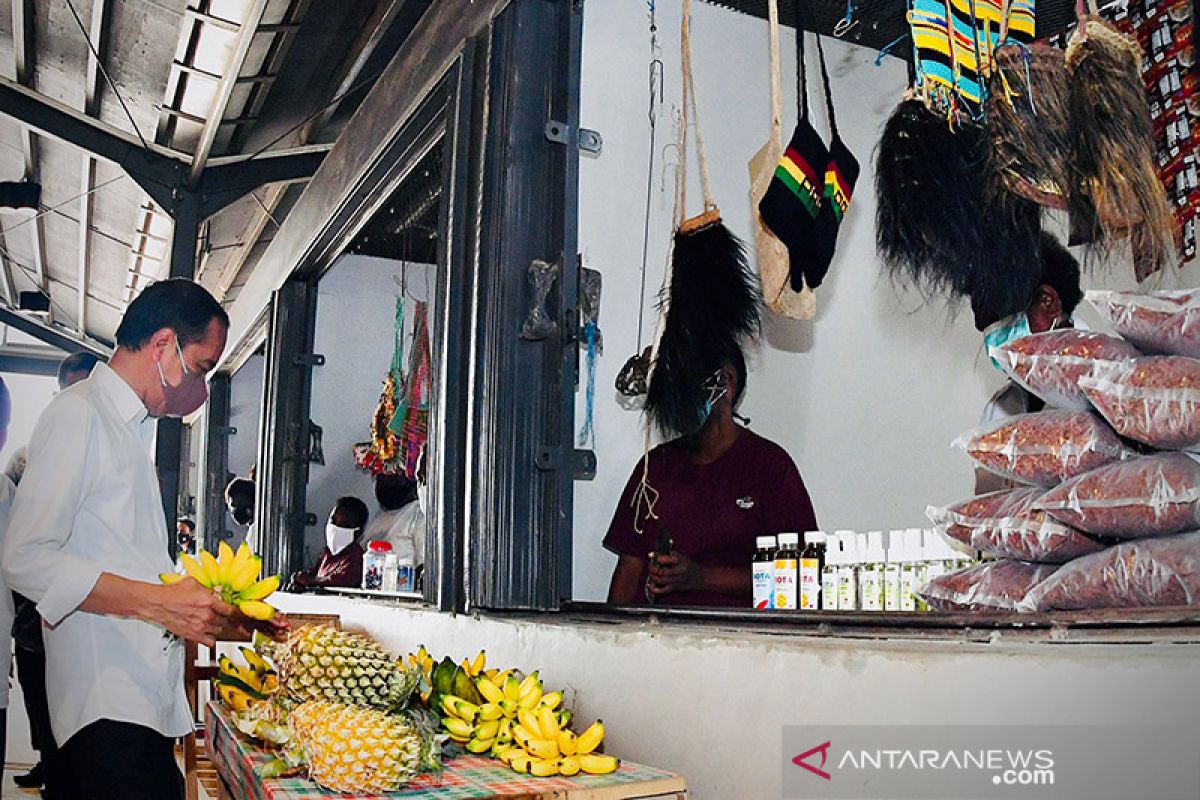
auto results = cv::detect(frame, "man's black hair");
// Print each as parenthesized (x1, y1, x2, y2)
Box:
(57, 352, 100, 389)
(1038, 232, 1083, 316)
(177, 518, 196, 532)
(335, 496, 370, 530)
(224, 476, 255, 506)
(115, 278, 230, 350)
(375, 472, 418, 511)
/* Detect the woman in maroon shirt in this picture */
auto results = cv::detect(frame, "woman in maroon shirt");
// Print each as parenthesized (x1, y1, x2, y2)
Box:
(604, 352, 817, 607)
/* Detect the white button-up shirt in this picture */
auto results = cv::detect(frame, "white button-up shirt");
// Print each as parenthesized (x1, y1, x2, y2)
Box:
(2, 363, 192, 744)
(0, 474, 15, 709)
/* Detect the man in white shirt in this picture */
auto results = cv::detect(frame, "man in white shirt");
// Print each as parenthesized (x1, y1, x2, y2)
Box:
(0, 376, 17, 786)
(363, 472, 423, 561)
(3, 279, 283, 800)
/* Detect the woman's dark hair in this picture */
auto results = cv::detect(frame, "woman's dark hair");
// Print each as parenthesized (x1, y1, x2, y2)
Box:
(1038, 232, 1083, 316)
(728, 345, 747, 407)
(375, 472, 418, 511)
(335, 496, 370, 530)
(115, 278, 229, 350)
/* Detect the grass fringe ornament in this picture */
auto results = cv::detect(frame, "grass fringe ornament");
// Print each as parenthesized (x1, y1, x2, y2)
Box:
(875, 98, 1043, 317)
(1065, 5, 1178, 279)
(644, 0, 762, 439)
(984, 43, 1072, 210)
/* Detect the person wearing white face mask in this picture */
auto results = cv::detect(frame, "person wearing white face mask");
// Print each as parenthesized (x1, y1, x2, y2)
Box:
(971, 233, 1084, 494)
(287, 496, 370, 591)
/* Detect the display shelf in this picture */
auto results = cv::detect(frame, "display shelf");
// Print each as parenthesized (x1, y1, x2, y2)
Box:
(324, 586, 425, 602)
(206, 701, 688, 800)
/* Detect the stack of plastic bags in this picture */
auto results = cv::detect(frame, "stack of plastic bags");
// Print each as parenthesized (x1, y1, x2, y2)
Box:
(921, 288, 1200, 613)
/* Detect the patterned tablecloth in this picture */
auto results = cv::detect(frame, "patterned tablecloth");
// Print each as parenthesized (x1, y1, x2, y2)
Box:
(205, 702, 687, 799)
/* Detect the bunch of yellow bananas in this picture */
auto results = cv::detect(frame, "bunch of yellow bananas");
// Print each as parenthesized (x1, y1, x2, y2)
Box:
(502, 712, 616, 777)
(215, 646, 279, 713)
(162, 541, 281, 620)
(440, 667, 618, 777)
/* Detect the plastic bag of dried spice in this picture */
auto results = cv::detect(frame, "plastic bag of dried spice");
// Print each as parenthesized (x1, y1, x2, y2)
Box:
(1087, 288, 1200, 359)
(1080, 356, 1200, 451)
(1020, 531, 1200, 612)
(927, 488, 1106, 563)
(1036, 453, 1200, 540)
(989, 329, 1141, 410)
(919, 560, 1059, 612)
(953, 410, 1135, 487)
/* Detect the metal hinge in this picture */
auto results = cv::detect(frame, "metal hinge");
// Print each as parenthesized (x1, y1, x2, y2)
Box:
(545, 121, 602, 156)
(293, 353, 326, 367)
(214, 425, 238, 436)
(287, 512, 318, 527)
(573, 449, 596, 481)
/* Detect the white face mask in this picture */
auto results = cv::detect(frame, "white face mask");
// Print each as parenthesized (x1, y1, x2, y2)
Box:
(416, 481, 428, 516)
(325, 522, 357, 555)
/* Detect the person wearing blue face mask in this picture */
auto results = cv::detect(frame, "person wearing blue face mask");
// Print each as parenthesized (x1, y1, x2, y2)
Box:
(604, 347, 817, 608)
(971, 232, 1084, 493)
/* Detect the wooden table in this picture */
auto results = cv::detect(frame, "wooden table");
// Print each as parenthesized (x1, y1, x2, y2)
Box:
(206, 702, 687, 799)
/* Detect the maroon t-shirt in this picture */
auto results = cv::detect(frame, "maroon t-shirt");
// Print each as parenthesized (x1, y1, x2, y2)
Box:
(603, 428, 817, 607)
(309, 542, 365, 588)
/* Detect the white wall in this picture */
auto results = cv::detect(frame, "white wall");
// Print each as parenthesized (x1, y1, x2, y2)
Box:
(229, 352, 264, 481)
(276, 592, 1200, 800)
(307, 255, 432, 563)
(572, 1, 1200, 600)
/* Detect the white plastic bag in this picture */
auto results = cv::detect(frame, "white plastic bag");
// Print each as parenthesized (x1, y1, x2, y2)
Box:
(927, 488, 1105, 563)
(1036, 453, 1200, 539)
(989, 329, 1140, 410)
(1087, 288, 1200, 359)
(919, 560, 1059, 612)
(1020, 531, 1200, 611)
(953, 410, 1134, 487)
(1080, 356, 1200, 451)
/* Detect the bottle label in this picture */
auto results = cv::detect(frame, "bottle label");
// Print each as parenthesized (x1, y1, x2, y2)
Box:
(884, 569, 901, 611)
(837, 570, 857, 611)
(861, 570, 883, 611)
(773, 558, 798, 609)
(822, 570, 839, 610)
(799, 557, 820, 610)
(752, 560, 775, 610)
(900, 569, 918, 612)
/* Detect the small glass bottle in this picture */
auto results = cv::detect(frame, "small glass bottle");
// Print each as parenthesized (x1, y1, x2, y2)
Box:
(397, 557, 415, 593)
(752, 535, 777, 610)
(837, 530, 859, 611)
(883, 529, 903, 612)
(899, 529, 921, 612)
(799, 531, 826, 610)
(773, 533, 800, 609)
(859, 531, 885, 611)
(821, 533, 840, 610)
(919, 529, 946, 612)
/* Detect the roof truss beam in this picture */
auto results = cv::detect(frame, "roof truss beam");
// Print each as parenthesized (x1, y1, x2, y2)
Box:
(188, 0, 271, 185)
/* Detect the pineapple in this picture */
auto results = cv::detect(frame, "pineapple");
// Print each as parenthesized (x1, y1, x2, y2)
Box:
(264, 626, 418, 710)
(289, 701, 424, 793)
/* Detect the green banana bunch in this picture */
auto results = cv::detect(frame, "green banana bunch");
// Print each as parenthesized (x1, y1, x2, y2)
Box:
(161, 541, 281, 620)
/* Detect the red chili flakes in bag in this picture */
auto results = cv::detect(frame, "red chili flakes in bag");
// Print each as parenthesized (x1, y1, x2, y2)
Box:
(955, 410, 1134, 487)
(1087, 288, 1200, 359)
(919, 560, 1059, 612)
(927, 488, 1106, 563)
(1080, 356, 1200, 451)
(991, 329, 1140, 410)
(1021, 531, 1200, 611)
(1037, 453, 1200, 539)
